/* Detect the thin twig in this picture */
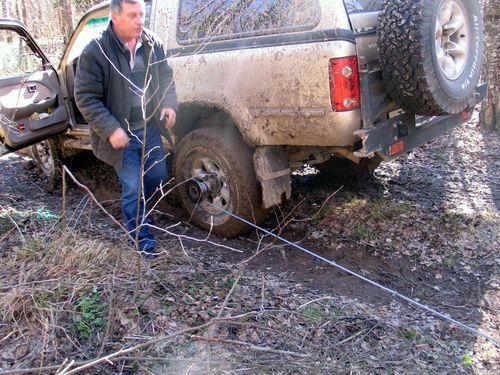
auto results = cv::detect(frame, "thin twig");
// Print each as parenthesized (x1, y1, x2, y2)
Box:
(216, 275, 241, 319)
(0, 224, 16, 243)
(0, 278, 62, 291)
(335, 329, 368, 346)
(299, 297, 336, 310)
(147, 223, 243, 253)
(61, 166, 128, 236)
(292, 186, 343, 223)
(260, 276, 265, 311)
(0, 204, 25, 244)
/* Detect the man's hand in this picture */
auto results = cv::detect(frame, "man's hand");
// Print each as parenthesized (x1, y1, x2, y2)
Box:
(160, 107, 176, 129)
(108, 127, 130, 149)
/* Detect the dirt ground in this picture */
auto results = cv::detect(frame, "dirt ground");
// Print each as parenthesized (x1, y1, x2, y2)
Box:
(0, 112, 498, 374)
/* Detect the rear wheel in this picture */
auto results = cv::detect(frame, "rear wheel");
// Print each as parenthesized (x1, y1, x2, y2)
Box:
(378, 0, 484, 115)
(174, 126, 267, 238)
(30, 138, 62, 193)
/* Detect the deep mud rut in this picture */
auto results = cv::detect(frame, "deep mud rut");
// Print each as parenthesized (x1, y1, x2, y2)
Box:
(0, 113, 498, 373)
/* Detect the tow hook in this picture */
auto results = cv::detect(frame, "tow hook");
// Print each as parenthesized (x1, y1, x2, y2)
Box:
(186, 179, 210, 203)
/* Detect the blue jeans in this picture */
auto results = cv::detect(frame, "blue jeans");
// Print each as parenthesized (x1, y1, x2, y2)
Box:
(115, 124, 167, 251)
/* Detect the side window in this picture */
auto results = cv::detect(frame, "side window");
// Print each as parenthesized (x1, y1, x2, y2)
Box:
(177, 0, 321, 43)
(0, 30, 44, 77)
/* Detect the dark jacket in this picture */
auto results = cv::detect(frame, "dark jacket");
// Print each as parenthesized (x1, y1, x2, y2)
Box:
(74, 23, 178, 169)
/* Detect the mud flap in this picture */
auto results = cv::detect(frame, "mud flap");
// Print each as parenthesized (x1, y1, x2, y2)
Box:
(254, 146, 291, 209)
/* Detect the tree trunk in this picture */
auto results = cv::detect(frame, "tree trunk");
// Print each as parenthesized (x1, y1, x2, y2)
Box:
(1, 0, 8, 18)
(60, 0, 74, 43)
(20, 0, 28, 25)
(480, 0, 500, 131)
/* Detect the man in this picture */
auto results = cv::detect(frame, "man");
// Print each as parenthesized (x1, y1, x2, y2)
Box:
(75, 0, 177, 259)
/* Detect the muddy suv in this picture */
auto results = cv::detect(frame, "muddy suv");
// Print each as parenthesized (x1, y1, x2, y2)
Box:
(0, 0, 485, 237)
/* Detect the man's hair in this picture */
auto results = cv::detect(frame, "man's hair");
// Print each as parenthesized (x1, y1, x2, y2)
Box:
(110, 0, 143, 14)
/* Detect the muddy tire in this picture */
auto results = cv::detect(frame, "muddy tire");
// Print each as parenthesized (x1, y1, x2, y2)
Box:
(174, 126, 267, 238)
(378, 0, 484, 115)
(30, 137, 62, 193)
(317, 156, 382, 178)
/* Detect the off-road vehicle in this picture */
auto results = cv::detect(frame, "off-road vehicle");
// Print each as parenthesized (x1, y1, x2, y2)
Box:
(0, 0, 486, 236)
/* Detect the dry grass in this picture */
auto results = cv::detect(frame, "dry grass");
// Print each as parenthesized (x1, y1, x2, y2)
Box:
(1, 228, 124, 367)
(1, 117, 498, 373)
(1, 220, 495, 374)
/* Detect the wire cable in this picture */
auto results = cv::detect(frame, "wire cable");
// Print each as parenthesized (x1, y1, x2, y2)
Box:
(210, 204, 500, 346)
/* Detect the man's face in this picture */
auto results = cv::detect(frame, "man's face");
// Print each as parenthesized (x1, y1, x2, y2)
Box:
(111, 1, 145, 41)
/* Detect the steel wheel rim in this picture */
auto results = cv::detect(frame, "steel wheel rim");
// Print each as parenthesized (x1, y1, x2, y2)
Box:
(435, 0, 469, 80)
(190, 156, 231, 215)
(35, 141, 55, 176)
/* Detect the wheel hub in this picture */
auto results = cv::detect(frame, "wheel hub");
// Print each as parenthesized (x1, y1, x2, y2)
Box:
(435, 0, 469, 80)
(188, 157, 231, 215)
(186, 179, 209, 203)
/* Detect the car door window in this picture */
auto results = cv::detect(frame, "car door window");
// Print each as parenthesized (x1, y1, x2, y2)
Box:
(0, 23, 68, 152)
(0, 30, 44, 78)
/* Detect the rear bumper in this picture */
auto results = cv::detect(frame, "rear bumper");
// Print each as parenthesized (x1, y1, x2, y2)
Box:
(354, 83, 487, 160)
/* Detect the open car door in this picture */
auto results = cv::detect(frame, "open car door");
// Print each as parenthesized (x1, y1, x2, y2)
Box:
(0, 19, 68, 156)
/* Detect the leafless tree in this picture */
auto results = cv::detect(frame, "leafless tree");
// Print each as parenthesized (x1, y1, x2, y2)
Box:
(480, 0, 499, 130)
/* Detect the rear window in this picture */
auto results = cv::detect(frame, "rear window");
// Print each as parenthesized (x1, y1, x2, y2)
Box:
(177, 0, 321, 44)
(344, 0, 384, 13)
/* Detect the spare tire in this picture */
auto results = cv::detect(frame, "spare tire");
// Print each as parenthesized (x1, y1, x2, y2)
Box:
(378, 0, 484, 116)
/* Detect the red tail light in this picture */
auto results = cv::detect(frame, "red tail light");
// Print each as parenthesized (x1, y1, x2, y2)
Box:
(329, 56, 360, 111)
(389, 141, 405, 156)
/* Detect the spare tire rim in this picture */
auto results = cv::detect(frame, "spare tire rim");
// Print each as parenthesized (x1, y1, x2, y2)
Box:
(435, 0, 469, 80)
(34, 141, 55, 176)
(190, 156, 230, 215)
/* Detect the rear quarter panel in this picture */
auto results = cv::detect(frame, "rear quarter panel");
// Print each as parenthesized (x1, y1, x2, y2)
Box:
(154, 0, 360, 147)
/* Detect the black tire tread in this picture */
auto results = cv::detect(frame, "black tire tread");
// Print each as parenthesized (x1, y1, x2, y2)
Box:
(30, 137, 62, 193)
(174, 126, 267, 238)
(378, 0, 480, 116)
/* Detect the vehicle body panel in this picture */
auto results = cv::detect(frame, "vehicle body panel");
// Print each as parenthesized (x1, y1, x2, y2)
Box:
(154, 0, 361, 147)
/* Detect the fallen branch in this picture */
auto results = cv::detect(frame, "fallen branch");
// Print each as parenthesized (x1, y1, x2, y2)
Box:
(191, 336, 311, 358)
(0, 310, 300, 375)
(58, 321, 215, 375)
